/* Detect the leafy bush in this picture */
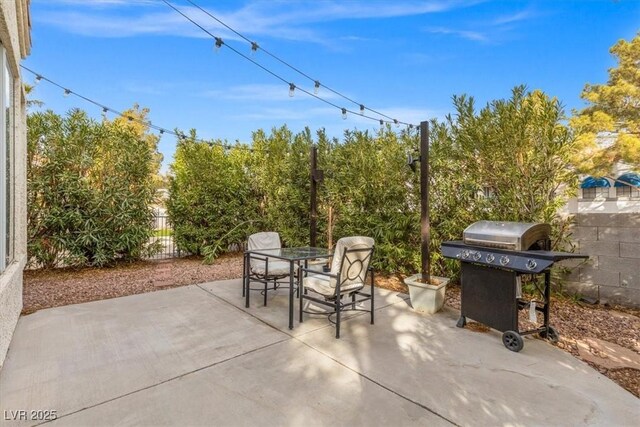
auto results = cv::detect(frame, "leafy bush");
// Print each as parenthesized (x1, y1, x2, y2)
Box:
(167, 134, 258, 260)
(168, 87, 577, 277)
(27, 109, 159, 267)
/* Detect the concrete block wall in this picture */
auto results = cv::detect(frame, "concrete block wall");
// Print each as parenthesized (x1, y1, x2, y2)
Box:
(564, 213, 640, 307)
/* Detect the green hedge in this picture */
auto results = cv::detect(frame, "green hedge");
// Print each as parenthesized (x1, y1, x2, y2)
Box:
(167, 86, 577, 276)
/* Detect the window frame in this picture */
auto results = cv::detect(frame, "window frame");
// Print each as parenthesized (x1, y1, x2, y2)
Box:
(0, 45, 14, 273)
(581, 187, 609, 200)
(616, 185, 640, 199)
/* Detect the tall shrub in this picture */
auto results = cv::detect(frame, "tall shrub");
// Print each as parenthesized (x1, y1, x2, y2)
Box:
(167, 135, 258, 259)
(27, 109, 158, 267)
(321, 127, 420, 272)
(250, 126, 313, 247)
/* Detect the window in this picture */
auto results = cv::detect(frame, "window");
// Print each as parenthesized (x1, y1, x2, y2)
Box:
(617, 185, 640, 198)
(0, 45, 13, 273)
(581, 187, 609, 199)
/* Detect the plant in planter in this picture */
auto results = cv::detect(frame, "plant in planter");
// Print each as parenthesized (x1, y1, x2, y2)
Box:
(403, 121, 449, 314)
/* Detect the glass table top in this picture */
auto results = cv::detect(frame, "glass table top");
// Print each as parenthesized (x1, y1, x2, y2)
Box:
(247, 246, 333, 261)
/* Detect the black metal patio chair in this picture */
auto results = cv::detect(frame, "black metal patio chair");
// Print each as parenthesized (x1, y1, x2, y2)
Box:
(299, 236, 375, 338)
(244, 232, 291, 306)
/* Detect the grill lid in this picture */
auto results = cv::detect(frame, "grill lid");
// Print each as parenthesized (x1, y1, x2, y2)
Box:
(463, 221, 551, 251)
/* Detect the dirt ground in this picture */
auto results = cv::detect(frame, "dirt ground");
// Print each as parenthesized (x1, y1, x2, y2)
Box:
(22, 255, 639, 398)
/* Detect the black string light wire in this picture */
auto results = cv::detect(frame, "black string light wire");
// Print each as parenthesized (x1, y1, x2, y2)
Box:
(21, 65, 253, 152)
(161, 0, 419, 129)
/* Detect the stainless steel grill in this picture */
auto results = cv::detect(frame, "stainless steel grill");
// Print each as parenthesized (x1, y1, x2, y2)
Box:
(462, 220, 551, 251)
(441, 220, 587, 352)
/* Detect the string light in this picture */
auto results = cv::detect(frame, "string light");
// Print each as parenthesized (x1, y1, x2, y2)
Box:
(251, 41, 259, 54)
(341, 108, 347, 120)
(20, 65, 259, 153)
(289, 83, 296, 97)
(359, 104, 365, 115)
(34, 75, 42, 85)
(214, 37, 224, 52)
(394, 119, 399, 128)
(164, 0, 419, 128)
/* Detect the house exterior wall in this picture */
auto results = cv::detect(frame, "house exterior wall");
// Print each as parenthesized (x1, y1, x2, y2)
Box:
(0, 0, 30, 369)
(563, 213, 640, 308)
(562, 161, 640, 308)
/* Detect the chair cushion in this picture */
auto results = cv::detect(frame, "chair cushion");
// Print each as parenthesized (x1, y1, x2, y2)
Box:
(251, 260, 290, 277)
(326, 236, 375, 288)
(303, 273, 363, 297)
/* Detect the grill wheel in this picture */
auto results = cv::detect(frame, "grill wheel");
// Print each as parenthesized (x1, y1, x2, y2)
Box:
(502, 330, 524, 352)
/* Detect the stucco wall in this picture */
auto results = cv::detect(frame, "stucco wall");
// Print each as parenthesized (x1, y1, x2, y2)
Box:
(564, 213, 640, 308)
(0, 0, 30, 369)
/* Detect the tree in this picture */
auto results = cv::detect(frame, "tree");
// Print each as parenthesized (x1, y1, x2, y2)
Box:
(570, 32, 640, 175)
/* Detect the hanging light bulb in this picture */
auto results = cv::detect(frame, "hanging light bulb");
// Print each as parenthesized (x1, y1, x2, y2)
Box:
(289, 83, 296, 97)
(214, 37, 224, 53)
(250, 41, 259, 55)
(34, 75, 42, 86)
(394, 119, 399, 128)
(341, 108, 347, 120)
(359, 104, 365, 115)
(379, 119, 384, 127)
(63, 89, 71, 97)
(314, 80, 320, 95)
(101, 107, 108, 120)
(159, 129, 165, 135)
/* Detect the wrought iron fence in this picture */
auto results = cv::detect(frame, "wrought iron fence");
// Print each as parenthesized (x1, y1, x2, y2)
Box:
(146, 213, 186, 260)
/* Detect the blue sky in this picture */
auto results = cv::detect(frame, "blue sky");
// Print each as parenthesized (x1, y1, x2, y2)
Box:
(25, 0, 639, 171)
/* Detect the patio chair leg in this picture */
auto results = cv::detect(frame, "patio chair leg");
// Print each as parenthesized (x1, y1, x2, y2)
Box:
(371, 270, 375, 324)
(242, 254, 247, 297)
(335, 300, 341, 339)
(299, 292, 304, 323)
(264, 281, 268, 306)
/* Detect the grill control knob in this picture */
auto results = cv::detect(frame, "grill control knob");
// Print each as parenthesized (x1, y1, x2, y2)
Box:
(500, 256, 510, 266)
(526, 259, 537, 271)
(461, 250, 470, 259)
(486, 254, 495, 263)
(473, 251, 482, 261)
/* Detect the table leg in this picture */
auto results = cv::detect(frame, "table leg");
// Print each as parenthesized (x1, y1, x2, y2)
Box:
(289, 261, 294, 330)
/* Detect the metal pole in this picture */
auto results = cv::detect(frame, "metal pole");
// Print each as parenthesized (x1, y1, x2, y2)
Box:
(310, 145, 318, 247)
(420, 121, 430, 282)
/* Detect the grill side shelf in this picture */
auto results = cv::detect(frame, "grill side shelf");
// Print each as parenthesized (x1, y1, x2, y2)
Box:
(441, 241, 588, 261)
(440, 241, 588, 274)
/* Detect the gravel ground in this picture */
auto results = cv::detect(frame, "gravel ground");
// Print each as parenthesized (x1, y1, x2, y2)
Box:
(23, 257, 639, 398)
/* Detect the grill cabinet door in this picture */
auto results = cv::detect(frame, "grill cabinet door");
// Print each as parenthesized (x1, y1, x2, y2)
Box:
(461, 263, 518, 332)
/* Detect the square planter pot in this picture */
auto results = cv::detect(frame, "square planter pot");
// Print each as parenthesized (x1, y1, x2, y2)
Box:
(404, 274, 449, 314)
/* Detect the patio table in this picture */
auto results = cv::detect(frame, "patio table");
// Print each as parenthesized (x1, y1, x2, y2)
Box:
(244, 247, 333, 330)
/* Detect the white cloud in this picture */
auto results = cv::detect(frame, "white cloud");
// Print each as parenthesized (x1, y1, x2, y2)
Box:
(33, 0, 483, 43)
(426, 27, 488, 42)
(423, 7, 537, 44)
(492, 9, 536, 26)
(201, 83, 342, 102)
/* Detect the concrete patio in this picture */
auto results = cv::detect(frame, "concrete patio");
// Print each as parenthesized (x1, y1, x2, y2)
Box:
(0, 279, 637, 427)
